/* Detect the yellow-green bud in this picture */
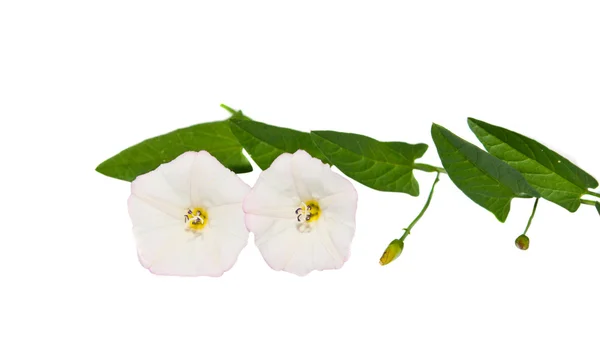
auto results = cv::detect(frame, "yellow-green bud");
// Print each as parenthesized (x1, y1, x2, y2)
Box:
(379, 240, 404, 266)
(515, 234, 530, 250)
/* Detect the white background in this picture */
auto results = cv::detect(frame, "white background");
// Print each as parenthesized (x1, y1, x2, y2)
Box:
(2, 1, 599, 356)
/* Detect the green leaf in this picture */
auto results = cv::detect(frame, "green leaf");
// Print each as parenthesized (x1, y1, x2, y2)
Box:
(229, 119, 331, 170)
(596, 202, 600, 216)
(385, 141, 429, 161)
(468, 118, 598, 212)
(431, 123, 539, 222)
(96, 111, 253, 182)
(310, 130, 428, 196)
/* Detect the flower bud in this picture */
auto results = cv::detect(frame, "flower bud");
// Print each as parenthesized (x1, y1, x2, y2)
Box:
(379, 239, 404, 266)
(515, 234, 530, 250)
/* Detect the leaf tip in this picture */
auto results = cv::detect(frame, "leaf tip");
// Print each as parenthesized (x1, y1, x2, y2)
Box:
(495, 207, 509, 223)
(430, 123, 445, 134)
(408, 185, 420, 197)
(467, 117, 483, 130)
(95, 159, 110, 176)
(94, 159, 131, 182)
(414, 143, 429, 158)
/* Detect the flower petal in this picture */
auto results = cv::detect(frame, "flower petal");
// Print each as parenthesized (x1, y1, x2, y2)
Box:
(251, 218, 347, 276)
(243, 153, 299, 219)
(134, 219, 247, 277)
(319, 189, 357, 247)
(130, 152, 196, 216)
(205, 203, 249, 272)
(321, 212, 355, 262)
(190, 151, 251, 208)
(128, 195, 180, 230)
(290, 150, 324, 200)
(291, 150, 358, 202)
(249, 215, 305, 272)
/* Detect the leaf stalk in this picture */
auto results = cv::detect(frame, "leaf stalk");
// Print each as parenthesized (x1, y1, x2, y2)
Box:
(413, 163, 447, 174)
(523, 198, 540, 235)
(399, 172, 441, 242)
(220, 103, 237, 115)
(586, 190, 600, 199)
(581, 199, 598, 206)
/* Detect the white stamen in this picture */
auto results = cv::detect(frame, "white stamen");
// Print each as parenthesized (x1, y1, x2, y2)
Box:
(295, 201, 317, 232)
(185, 209, 206, 225)
(295, 203, 308, 222)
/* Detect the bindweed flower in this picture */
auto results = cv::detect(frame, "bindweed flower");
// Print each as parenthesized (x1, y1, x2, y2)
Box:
(128, 151, 251, 277)
(515, 234, 530, 250)
(379, 239, 404, 266)
(243, 150, 358, 276)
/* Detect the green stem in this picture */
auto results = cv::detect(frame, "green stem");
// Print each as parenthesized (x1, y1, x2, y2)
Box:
(523, 198, 540, 235)
(414, 163, 447, 174)
(220, 103, 237, 115)
(586, 190, 600, 199)
(399, 172, 441, 242)
(581, 199, 598, 206)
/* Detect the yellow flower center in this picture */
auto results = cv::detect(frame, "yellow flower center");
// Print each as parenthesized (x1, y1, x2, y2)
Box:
(185, 207, 208, 231)
(295, 200, 321, 233)
(296, 200, 321, 223)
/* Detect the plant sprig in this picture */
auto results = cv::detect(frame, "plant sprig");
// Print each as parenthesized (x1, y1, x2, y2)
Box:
(96, 104, 600, 265)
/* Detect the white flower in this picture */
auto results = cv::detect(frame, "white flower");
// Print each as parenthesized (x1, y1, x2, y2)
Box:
(127, 151, 250, 277)
(243, 150, 358, 276)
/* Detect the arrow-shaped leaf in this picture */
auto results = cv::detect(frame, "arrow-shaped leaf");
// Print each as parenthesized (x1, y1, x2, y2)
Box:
(431, 123, 539, 222)
(310, 130, 428, 196)
(229, 119, 331, 170)
(96, 110, 253, 181)
(468, 118, 598, 212)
